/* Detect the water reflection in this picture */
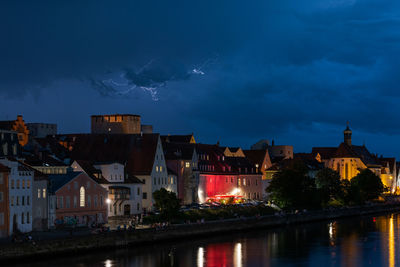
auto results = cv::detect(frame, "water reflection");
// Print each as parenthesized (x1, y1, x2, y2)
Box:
(12, 213, 400, 267)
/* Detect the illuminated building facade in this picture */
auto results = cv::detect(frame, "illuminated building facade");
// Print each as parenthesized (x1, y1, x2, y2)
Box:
(197, 144, 262, 203)
(312, 124, 397, 192)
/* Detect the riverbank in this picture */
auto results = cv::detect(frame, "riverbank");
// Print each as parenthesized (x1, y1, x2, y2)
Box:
(2, 203, 400, 262)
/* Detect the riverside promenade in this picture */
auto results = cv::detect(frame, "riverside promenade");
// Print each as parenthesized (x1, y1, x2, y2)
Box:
(2, 203, 400, 262)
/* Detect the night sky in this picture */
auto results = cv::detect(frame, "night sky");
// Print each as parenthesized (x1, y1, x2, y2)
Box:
(1, 1, 400, 158)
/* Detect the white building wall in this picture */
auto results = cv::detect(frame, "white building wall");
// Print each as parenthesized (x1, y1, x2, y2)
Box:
(94, 163, 124, 183)
(0, 159, 33, 234)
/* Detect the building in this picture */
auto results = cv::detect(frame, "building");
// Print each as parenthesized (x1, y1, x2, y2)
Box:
(161, 134, 196, 144)
(0, 130, 20, 157)
(48, 172, 108, 226)
(196, 144, 262, 203)
(243, 149, 273, 199)
(0, 163, 10, 238)
(32, 169, 48, 231)
(312, 124, 395, 191)
(91, 114, 155, 135)
(26, 123, 57, 138)
(251, 139, 293, 160)
(0, 158, 33, 234)
(22, 152, 68, 175)
(51, 133, 174, 212)
(71, 160, 143, 217)
(162, 142, 198, 204)
(226, 156, 263, 200)
(0, 115, 30, 146)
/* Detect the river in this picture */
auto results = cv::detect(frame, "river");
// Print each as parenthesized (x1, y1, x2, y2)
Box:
(13, 212, 400, 266)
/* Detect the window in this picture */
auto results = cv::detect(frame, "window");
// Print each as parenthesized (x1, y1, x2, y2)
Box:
(11, 179, 14, 189)
(0, 174, 3, 184)
(16, 180, 20, 189)
(160, 166, 163, 172)
(158, 178, 160, 185)
(43, 189, 46, 198)
(243, 179, 246, 186)
(94, 195, 98, 207)
(185, 162, 190, 168)
(142, 179, 146, 184)
(74, 181, 78, 189)
(38, 189, 41, 198)
(11, 196, 14, 206)
(137, 203, 140, 211)
(22, 180, 25, 189)
(238, 178, 241, 186)
(22, 196, 25, 206)
(73, 196, 77, 208)
(87, 181, 91, 189)
(137, 188, 140, 195)
(58, 196, 63, 209)
(66, 196, 70, 208)
(87, 195, 91, 207)
(0, 192, 2, 202)
(27, 196, 30, 205)
(80, 187, 85, 207)
(21, 213, 24, 224)
(27, 212, 30, 224)
(153, 178, 156, 185)
(156, 166, 159, 172)
(0, 213, 4, 226)
(16, 196, 19, 206)
(143, 192, 147, 199)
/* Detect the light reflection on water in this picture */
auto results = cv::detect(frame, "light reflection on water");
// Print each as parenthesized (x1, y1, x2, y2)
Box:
(12, 213, 400, 267)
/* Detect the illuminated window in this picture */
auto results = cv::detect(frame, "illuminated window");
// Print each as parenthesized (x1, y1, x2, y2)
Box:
(156, 166, 159, 172)
(238, 178, 241, 186)
(38, 189, 41, 198)
(185, 162, 190, 168)
(43, 189, 46, 198)
(27, 180, 30, 189)
(160, 166, 163, 172)
(22, 180, 25, 189)
(80, 186, 85, 207)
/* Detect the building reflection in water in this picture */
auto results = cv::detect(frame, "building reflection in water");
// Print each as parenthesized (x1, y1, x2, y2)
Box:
(389, 215, 395, 267)
(233, 243, 242, 267)
(197, 247, 204, 267)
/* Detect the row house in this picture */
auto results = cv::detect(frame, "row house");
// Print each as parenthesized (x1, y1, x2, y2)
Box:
(48, 171, 108, 226)
(71, 160, 143, 217)
(0, 158, 33, 234)
(49, 133, 176, 212)
(162, 141, 199, 205)
(196, 144, 263, 203)
(243, 149, 272, 199)
(0, 163, 10, 238)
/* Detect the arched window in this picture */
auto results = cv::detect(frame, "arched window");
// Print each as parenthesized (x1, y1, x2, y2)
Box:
(80, 186, 85, 207)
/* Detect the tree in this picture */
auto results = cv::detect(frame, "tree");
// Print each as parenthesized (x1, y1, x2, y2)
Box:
(266, 163, 317, 209)
(153, 188, 181, 221)
(315, 168, 343, 206)
(350, 169, 385, 204)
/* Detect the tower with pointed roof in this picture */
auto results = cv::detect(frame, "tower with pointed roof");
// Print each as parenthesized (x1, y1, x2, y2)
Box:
(344, 122, 352, 146)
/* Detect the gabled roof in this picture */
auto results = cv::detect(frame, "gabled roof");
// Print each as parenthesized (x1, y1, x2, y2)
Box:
(48, 172, 81, 193)
(312, 147, 337, 160)
(380, 157, 396, 174)
(58, 133, 160, 176)
(161, 134, 195, 144)
(163, 142, 196, 160)
(243, 149, 269, 166)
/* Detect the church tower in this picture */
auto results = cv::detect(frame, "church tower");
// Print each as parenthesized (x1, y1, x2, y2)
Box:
(344, 122, 352, 146)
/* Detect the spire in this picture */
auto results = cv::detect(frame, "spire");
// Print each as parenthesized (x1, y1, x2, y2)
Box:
(344, 122, 352, 146)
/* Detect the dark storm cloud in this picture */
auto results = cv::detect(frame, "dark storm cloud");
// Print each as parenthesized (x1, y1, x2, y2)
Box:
(1, 0, 400, 156)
